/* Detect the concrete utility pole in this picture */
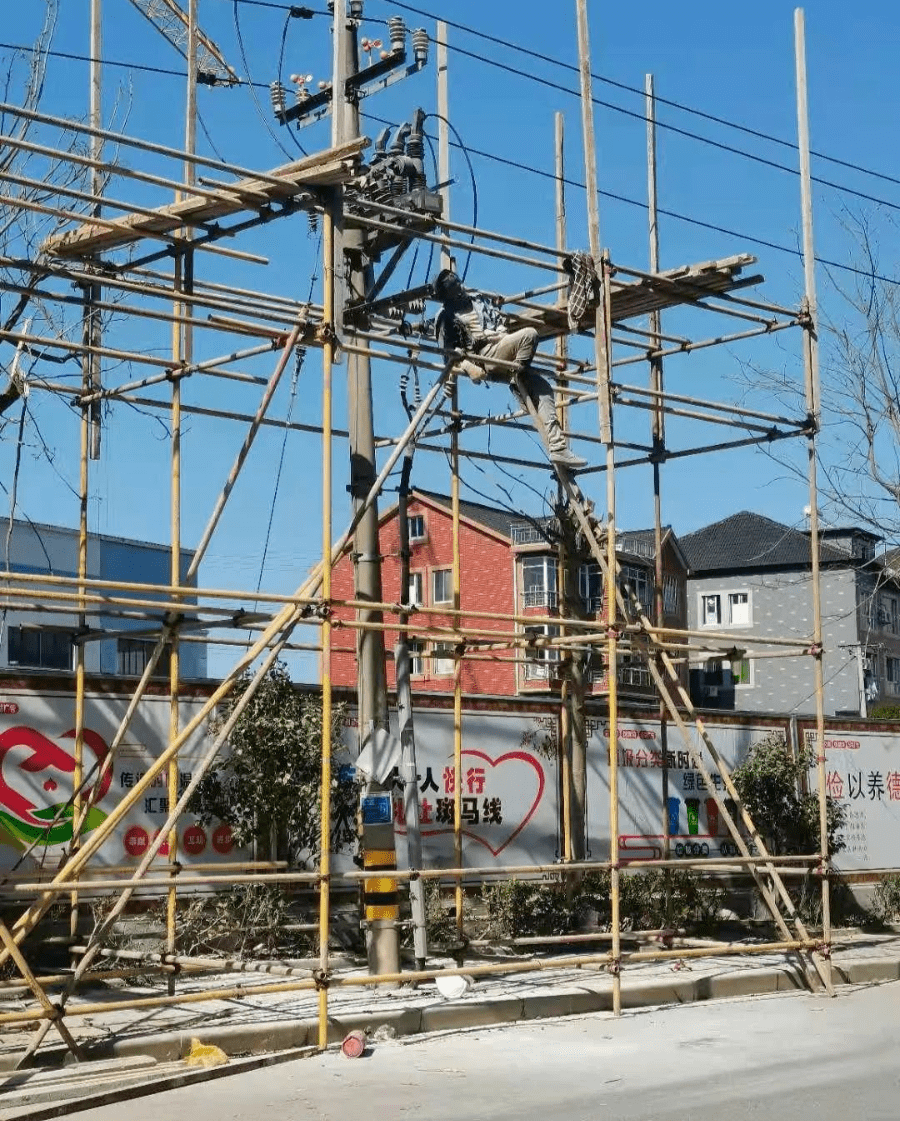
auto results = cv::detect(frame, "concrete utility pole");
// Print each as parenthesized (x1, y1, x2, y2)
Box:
(331, 0, 400, 978)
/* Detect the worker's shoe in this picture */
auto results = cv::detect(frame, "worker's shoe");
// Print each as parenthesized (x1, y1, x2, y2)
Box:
(452, 358, 488, 383)
(550, 447, 588, 470)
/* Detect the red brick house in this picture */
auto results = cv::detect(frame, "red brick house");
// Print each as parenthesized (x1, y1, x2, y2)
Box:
(329, 490, 688, 700)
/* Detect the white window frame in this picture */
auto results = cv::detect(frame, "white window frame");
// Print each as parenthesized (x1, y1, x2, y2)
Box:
(730, 655, 754, 688)
(728, 591, 751, 626)
(408, 514, 426, 542)
(431, 641, 455, 676)
(432, 568, 452, 605)
(698, 589, 752, 627)
(408, 571, 423, 607)
(700, 593, 722, 627)
(521, 556, 557, 609)
(523, 624, 560, 681)
(408, 638, 425, 676)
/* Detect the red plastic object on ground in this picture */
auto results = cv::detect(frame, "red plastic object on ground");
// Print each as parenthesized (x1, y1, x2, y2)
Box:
(341, 1030, 366, 1058)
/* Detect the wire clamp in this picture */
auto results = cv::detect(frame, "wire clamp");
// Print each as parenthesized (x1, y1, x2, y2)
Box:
(313, 968, 332, 990)
(608, 957, 621, 976)
(815, 942, 832, 959)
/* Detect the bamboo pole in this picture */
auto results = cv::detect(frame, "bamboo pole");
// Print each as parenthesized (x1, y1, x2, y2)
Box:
(574, 0, 622, 1015)
(317, 190, 336, 1049)
(795, 5, 832, 993)
(0, 937, 822, 1028)
(646, 73, 671, 873)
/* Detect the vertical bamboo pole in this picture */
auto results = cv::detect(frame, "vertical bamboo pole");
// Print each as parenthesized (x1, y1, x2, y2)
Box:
(646, 74, 671, 870)
(69, 0, 104, 951)
(437, 20, 463, 945)
(436, 21, 451, 274)
(317, 193, 336, 1049)
(88, 0, 102, 461)
(554, 112, 573, 867)
(794, 6, 832, 992)
(451, 394, 464, 946)
(165, 0, 197, 992)
(575, 0, 620, 1014)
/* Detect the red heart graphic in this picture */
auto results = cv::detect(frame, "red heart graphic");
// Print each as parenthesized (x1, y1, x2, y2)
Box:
(398, 748, 546, 857)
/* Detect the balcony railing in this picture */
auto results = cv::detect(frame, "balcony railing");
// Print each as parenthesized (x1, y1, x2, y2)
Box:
(511, 524, 547, 546)
(523, 589, 558, 609)
(618, 665, 652, 688)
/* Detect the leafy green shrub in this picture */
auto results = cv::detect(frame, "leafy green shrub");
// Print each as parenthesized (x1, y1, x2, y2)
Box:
(731, 732, 845, 856)
(480, 868, 722, 940)
(870, 705, 900, 722)
(189, 661, 357, 864)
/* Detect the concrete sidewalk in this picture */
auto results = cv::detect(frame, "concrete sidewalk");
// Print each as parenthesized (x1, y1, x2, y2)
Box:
(1, 930, 898, 1069)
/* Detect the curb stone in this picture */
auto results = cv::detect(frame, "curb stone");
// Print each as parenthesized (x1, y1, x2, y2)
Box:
(8, 951, 900, 1075)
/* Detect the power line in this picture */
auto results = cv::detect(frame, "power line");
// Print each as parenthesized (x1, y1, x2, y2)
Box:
(406, 28, 900, 220)
(361, 110, 900, 291)
(4, 37, 900, 289)
(376, 0, 900, 193)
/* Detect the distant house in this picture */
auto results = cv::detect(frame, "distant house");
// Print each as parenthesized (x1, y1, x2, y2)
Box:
(680, 511, 900, 715)
(0, 518, 206, 681)
(329, 489, 688, 701)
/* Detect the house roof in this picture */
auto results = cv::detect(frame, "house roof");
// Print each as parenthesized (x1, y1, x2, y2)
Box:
(680, 511, 853, 574)
(412, 489, 546, 541)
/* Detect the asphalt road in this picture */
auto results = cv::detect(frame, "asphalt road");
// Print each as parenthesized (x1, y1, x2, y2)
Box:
(79, 981, 900, 1121)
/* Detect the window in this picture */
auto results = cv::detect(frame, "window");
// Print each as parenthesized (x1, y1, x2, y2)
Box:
(618, 654, 650, 688)
(431, 642, 455, 676)
(523, 625, 560, 681)
(408, 514, 426, 542)
(579, 563, 603, 613)
(8, 627, 74, 671)
(521, 556, 557, 609)
(703, 658, 726, 686)
(880, 595, 899, 635)
(700, 590, 751, 627)
(432, 569, 452, 605)
(701, 594, 722, 626)
(728, 592, 751, 625)
(408, 638, 425, 676)
(886, 656, 900, 696)
(731, 656, 753, 686)
(407, 572, 423, 607)
(116, 638, 171, 678)
(663, 573, 679, 615)
(620, 565, 652, 616)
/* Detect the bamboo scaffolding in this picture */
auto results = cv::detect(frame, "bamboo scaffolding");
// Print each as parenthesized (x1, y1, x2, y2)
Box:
(0, 0, 843, 1055)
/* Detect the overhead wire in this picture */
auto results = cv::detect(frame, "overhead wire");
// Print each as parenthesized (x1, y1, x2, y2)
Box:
(375, 0, 900, 193)
(362, 108, 900, 291)
(231, 0, 307, 157)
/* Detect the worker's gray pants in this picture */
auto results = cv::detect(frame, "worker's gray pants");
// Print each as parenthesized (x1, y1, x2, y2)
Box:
(479, 328, 568, 453)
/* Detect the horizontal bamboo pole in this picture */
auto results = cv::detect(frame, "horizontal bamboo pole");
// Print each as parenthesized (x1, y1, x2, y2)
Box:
(0, 938, 821, 1025)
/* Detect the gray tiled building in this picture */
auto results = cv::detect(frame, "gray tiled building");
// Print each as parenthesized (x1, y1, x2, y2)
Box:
(680, 512, 900, 716)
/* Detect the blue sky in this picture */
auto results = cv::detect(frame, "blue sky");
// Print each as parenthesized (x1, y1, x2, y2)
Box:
(1, 1, 898, 677)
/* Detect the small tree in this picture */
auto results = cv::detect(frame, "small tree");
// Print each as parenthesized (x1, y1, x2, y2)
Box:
(731, 731, 845, 857)
(190, 661, 358, 864)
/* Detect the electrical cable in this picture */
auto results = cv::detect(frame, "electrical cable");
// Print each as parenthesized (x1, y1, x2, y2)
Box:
(232, 0, 307, 157)
(2, 36, 899, 289)
(376, 0, 900, 193)
(362, 107, 900, 291)
(424, 110, 476, 280)
(416, 31, 900, 220)
(254, 231, 321, 593)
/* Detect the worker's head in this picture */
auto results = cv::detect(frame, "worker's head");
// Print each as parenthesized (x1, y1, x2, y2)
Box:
(432, 268, 465, 304)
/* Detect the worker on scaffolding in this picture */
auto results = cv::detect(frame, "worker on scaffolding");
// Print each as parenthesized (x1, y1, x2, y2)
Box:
(431, 268, 587, 470)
